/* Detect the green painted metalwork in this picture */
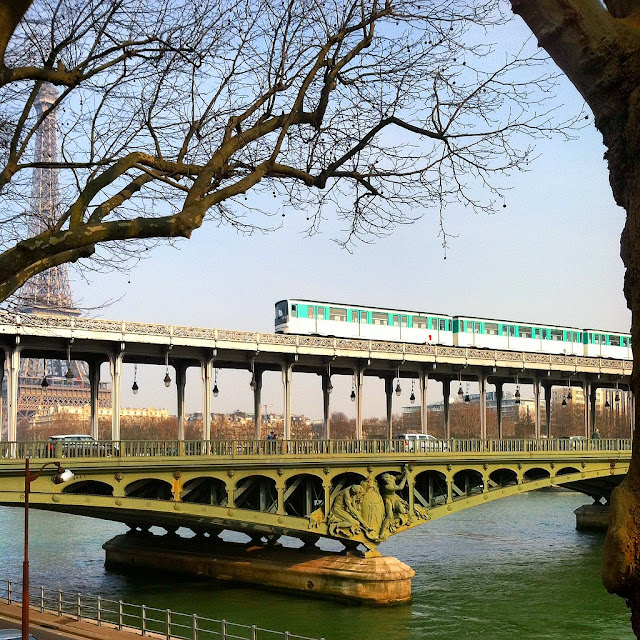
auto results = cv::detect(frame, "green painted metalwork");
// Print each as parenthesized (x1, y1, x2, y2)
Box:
(0, 438, 630, 552)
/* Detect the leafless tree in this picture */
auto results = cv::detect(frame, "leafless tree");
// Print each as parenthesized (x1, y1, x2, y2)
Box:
(0, 0, 577, 301)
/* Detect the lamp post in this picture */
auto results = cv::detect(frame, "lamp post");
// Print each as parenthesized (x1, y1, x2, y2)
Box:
(22, 459, 74, 640)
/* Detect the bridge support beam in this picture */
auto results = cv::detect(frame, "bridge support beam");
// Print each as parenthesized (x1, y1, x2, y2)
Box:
(583, 379, 592, 438)
(590, 384, 597, 437)
(5, 347, 19, 446)
(253, 369, 263, 440)
(109, 352, 123, 442)
(354, 366, 364, 440)
(176, 364, 187, 441)
(89, 360, 101, 440)
(420, 371, 428, 435)
(533, 377, 541, 439)
(479, 372, 487, 439)
(443, 378, 451, 440)
(282, 363, 293, 440)
(201, 360, 213, 443)
(542, 381, 552, 438)
(496, 382, 503, 439)
(384, 375, 394, 440)
(321, 373, 331, 439)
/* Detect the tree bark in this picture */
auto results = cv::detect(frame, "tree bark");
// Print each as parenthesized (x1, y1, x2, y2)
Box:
(509, 0, 640, 634)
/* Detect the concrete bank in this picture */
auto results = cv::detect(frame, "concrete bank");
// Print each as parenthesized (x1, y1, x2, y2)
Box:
(104, 533, 414, 605)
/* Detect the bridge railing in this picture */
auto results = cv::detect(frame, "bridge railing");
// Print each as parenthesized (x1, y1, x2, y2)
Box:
(0, 579, 324, 640)
(0, 437, 632, 460)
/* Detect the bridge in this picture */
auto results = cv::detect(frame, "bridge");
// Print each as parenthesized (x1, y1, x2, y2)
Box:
(0, 312, 634, 444)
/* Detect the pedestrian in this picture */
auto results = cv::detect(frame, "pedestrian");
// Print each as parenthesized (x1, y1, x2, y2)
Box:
(593, 427, 601, 439)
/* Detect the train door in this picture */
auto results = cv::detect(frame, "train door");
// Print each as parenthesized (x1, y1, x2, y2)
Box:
(399, 314, 409, 341)
(357, 310, 368, 337)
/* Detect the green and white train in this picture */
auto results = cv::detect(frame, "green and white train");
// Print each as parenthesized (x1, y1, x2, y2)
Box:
(274, 299, 632, 360)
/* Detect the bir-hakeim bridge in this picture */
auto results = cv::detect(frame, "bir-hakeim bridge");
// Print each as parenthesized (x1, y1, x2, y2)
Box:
(0, 312, 634, 603)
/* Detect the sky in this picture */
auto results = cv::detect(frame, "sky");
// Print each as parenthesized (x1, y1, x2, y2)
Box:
(68, 15, 630, 423)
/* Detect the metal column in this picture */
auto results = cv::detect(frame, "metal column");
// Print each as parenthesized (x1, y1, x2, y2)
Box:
(201, 359, 213, 442)
(253, 370, 263, 440)
(590, 385, 597, 435)
(384, 376, 394, 440)
(420, 371, 428, 435)
(495, 382, 503, 439)
(109, 352, 123, 442)
(479, 372, 487, 439)
(282, 362, 293, 440)
(321, 373, 331, 439)
(89, 360, 101, 440)
(542, 382, 552, 438)
(533, 377, 541, 439)
(583, 379, 592, 438)
(5, 348, 19, 446)
(354, 367, 364, 440)
(443, 378, 451, 440)
(176, 365, 187, 441)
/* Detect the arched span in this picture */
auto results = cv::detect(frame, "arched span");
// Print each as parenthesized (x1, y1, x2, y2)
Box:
(234, 475, 277, 512)
(488, 468, 518, 489)
(182, 477, 227, 506)
(556, 466, 581, 476)
(62, 480, 114, 496)
(452, 469, 484, 500)
(285, 474, 324, 517)
(414, 470, 447, 507)
(523, 467, 551, 482)
(125, 479, 173, 500)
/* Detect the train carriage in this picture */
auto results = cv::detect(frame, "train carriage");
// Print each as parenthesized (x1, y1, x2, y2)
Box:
(583, 330, 632, 359)
(275, 299, 453, 345)
(453, 316, 584, 356)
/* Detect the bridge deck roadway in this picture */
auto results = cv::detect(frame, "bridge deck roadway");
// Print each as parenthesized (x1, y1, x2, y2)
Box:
(0, 438, 630, 551)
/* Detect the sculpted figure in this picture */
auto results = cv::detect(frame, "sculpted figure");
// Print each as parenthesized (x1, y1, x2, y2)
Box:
(378, 468, 410, 539)
(327, 484, 374, 538)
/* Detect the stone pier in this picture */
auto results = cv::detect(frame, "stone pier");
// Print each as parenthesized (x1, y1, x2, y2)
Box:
(103, 533, 414, 605)
(574, 504, 609, 531)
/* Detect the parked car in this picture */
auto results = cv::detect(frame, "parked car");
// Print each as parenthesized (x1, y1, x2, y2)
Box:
(394, 433, 445, 452)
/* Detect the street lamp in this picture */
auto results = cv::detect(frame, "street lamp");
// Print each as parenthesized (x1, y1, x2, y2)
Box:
(23, 459, 74, 640)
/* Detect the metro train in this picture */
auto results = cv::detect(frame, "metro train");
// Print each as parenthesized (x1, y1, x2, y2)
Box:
(274, 299, 632, 360)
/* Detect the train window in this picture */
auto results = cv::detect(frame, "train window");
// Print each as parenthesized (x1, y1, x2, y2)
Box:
(519, 326, 532, 338)
(401, 316, 408, 327)
(372, 312, 389, 325)
(472, 322, 481, 334)
(439, 319, 447, 331)
(486, 323, 498, 335)
(392, 315, 399, 326)
(318, 307, 325, 320)
(550, 329, 563, 341)
(359, 311, 368, 323)
(330, 307, 346, 322)
(534, 328, 541, 339)
(413, 316, 427, 329)
(500, 325, 507, 336)
(291, 305, 297, 317)
(509, 326, 515, 337)
(429, 318, 437, 330)
(307, 307, 315, 319)
(610, 336, 621, 346)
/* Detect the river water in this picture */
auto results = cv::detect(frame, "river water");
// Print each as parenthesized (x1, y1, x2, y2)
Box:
(0, 491, 633, 640)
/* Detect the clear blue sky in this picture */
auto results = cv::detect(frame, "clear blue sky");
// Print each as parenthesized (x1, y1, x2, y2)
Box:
(70, 16, 629, 422)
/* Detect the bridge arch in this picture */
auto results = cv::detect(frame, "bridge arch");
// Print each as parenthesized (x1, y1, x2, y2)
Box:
(125, 478, 173, 500)
(233, 475, 277, 512)
(523, 467, 551, 482)
(452, 469, 484, 500)
(556, 466, 581, 477)
(62, 480, 114, 496)
(284, 474, 324, 517)
(413, 470, 447, 507)
(181, 477, 227, 506)
(488, 468, 518, 489)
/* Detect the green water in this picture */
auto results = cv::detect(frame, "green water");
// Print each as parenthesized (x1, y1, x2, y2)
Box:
(0, 492, 633, 639)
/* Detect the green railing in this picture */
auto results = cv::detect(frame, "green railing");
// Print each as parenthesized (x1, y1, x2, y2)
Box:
(0, 437, 632, 460)
(1, 579, 322, 640)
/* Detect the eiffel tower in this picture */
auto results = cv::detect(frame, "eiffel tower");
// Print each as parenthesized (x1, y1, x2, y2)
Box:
(10, 85, 108, 425)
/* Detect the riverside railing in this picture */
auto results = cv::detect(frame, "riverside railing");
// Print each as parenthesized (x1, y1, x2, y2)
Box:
(0, 580, 324, 640)
(0, 437, 632, 460)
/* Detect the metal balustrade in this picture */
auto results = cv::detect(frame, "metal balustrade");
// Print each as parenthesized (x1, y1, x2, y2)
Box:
(0, 438, 632, 460)
(0, 580, 322, 640)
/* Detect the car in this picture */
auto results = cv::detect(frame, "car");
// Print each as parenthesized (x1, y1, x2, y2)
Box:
(394, 433, 445, 452)
(0, 629, 39, 640)
(48, 434, 96, 457)
(558, 435, 588, 450)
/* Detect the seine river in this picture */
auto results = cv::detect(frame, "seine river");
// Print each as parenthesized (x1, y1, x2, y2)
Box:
(0, 491, 633, 640)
